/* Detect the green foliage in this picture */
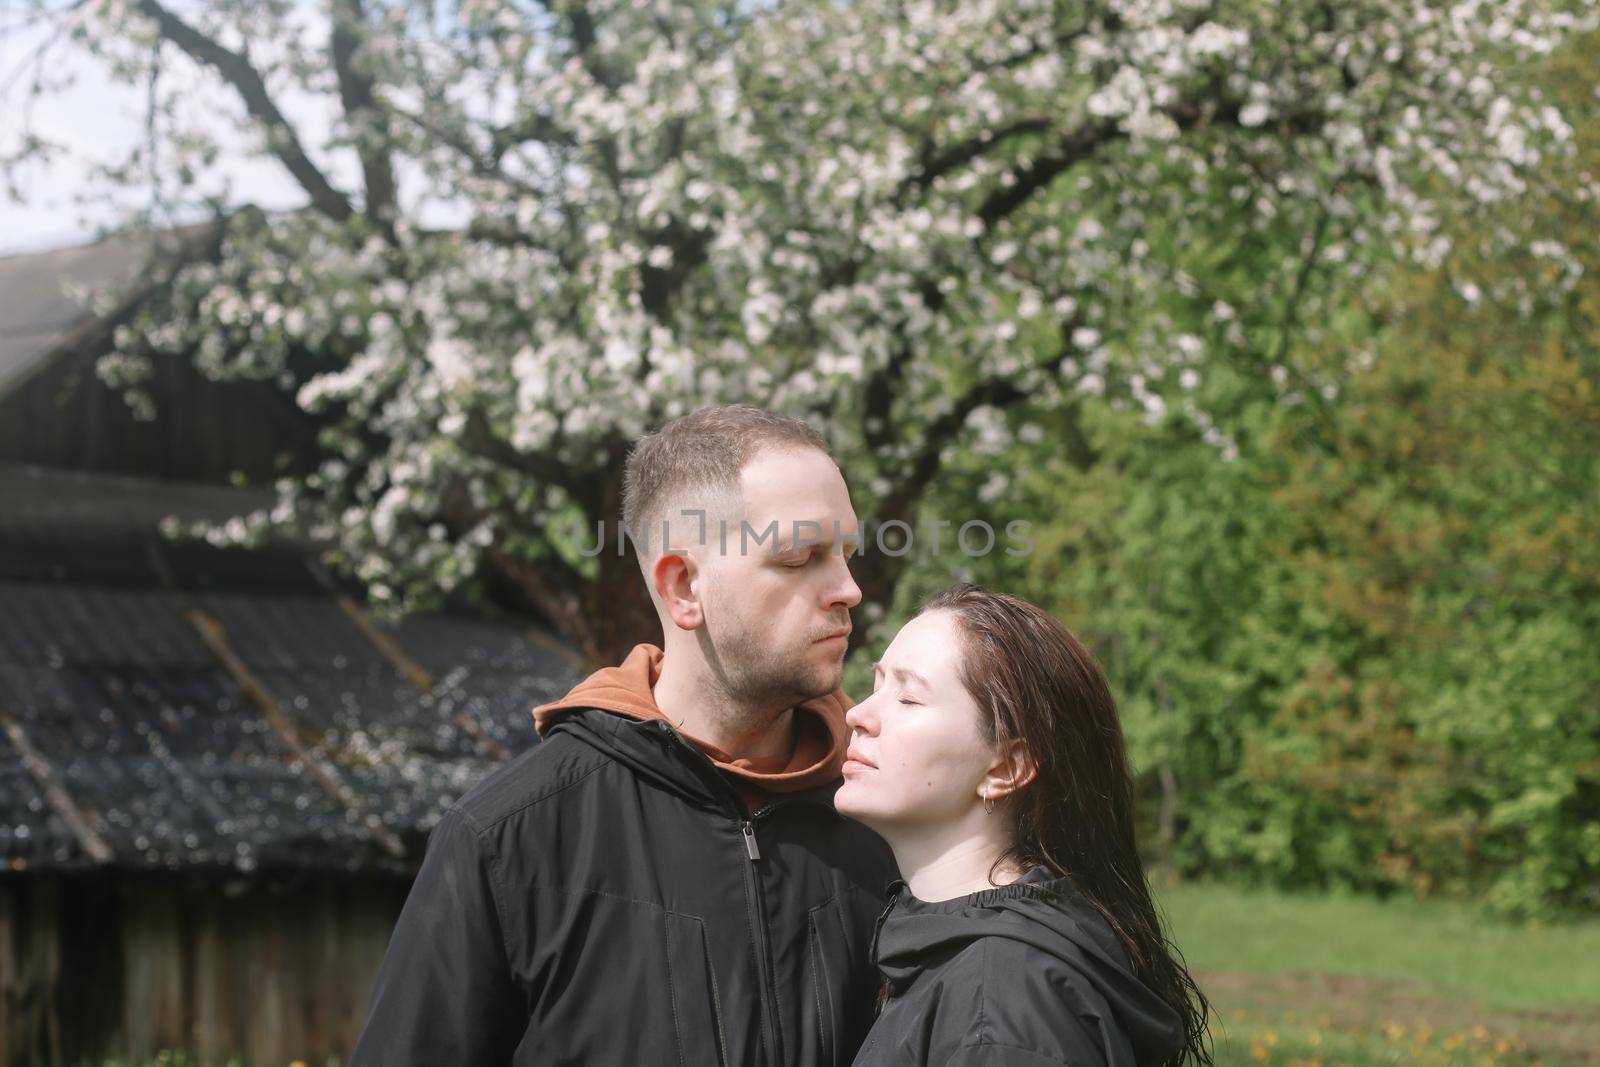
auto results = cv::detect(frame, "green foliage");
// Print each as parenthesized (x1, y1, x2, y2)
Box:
(887, 28, 1600, 918)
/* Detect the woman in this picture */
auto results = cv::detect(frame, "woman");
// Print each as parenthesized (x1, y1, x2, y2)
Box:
(836, 583, 1212, 1067)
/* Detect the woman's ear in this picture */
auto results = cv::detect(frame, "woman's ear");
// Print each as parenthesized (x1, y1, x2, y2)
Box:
(653, 550, 704, 630)
(982, 738, 1038, 802)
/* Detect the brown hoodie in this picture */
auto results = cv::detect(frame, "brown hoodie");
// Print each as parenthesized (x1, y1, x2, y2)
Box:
(532, 643, 852, 816)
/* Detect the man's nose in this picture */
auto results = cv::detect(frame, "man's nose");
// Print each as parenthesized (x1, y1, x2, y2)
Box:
(827, 555, 862, 610)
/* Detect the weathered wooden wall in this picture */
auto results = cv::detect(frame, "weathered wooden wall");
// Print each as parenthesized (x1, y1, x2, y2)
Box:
(0, 872, 409, 1067)
(0, 342, 323, 485)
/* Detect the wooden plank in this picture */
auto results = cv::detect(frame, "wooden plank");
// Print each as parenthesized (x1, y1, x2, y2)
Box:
(333, 595, 435, 691)
(119, 886, 186, 1058)
(342, 882, 409, 1050)
(0, 710, 114, 865)
(244, 892, 284, 1067)
(313, 563, 511, 763)
(0, 882, 12, 1067)
(335, 593, 512, 761)
(183, 610, 407, 859)
(7, 879, 65, 1067)
(190, 896, 223, 1066)
(521, 622, 586, 672)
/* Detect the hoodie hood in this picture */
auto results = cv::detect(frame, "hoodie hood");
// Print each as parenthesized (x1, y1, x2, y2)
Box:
(874, 866, 1185, 1066)
(532, 643, 851, 814)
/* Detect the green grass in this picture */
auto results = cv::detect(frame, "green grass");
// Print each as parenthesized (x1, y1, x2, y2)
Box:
(1210, 1013, 1572, 1067)
(1154, 879, 1600, 1014)
(1153, 878, 1600, 1066)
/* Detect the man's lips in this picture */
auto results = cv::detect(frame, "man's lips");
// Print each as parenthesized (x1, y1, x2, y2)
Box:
(816, 628, 851, 644)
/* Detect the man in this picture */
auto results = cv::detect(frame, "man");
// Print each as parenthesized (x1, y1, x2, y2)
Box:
(350, 405, 898, 1065)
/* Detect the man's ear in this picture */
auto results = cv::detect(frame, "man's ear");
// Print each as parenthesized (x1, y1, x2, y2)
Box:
(652, 550, 704, 631)
(982, 738, 1038, 803)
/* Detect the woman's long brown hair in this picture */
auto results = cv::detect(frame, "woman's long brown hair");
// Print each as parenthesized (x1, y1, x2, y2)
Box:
(923, 583, 1214, 1067)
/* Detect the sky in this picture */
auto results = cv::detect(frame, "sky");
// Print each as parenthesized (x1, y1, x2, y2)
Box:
(0, 11, 328, 256)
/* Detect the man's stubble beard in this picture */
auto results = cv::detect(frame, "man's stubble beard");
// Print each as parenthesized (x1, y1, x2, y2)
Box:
(700, 585, 844, 712)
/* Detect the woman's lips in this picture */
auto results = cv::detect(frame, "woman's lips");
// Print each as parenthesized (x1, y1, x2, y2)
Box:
(843, 746, 876, 774)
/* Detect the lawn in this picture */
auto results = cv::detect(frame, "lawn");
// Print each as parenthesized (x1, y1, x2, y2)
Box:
(1157, 879, 1600, 1066)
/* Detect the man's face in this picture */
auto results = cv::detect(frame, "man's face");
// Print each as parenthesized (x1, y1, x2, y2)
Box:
(695, 448, 863, 709)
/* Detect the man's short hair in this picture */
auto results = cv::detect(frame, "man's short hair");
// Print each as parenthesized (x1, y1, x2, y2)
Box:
(622, 405, 832, 550)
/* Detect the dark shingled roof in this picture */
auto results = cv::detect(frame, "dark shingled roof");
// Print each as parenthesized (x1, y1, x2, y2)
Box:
(0, 463, 581, 875)
(0, 228, 203, 398)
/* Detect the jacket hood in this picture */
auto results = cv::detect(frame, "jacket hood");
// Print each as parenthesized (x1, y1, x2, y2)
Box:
(532, 643, 852, 813)
(874, 866, 1185, 1065)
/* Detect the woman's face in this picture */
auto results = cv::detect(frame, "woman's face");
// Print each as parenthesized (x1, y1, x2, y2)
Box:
(834, 610, 997, 830)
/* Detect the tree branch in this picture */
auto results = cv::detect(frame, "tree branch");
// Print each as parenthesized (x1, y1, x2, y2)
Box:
(561, 1, 623, 91)
(973, 78, 1334, 232)
(391, 107, 542, 198)
(978, 116, 1123, 227)
(489, 111, 578, 160)
(862, 279, 944, 450)
(437, 478, 605, 667)
(897, 116, 1053, 207)
(1271, 205, 1333, 368)
(880, 311, 1086, 519)
(458, 407, 605, 518)
(132, 0, 355, 222)
(330, 0, 396, 229)
(637, 215, 710, 324)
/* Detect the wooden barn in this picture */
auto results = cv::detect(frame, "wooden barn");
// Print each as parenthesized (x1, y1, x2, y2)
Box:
(0, 231, 579, 1066)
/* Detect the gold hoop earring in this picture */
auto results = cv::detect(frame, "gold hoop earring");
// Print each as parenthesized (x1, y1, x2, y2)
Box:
(983, 791, 995, 815)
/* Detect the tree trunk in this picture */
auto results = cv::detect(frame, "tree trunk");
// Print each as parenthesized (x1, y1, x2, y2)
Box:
(585, 548, 663, 669)
(1157, 762, 1179, 873)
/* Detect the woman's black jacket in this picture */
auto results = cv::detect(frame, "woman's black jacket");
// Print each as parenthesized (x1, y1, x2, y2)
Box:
(349, 706, 898, 1066)
(851, 867, 1186, 1067)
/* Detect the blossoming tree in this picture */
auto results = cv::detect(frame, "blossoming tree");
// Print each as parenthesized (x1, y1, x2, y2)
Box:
(7, 0, 1587, 664)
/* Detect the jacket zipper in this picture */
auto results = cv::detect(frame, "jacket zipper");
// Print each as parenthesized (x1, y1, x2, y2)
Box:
(739, 814, 783, 1065)
(740, 799, 840, 1065)
(658, 722, 819, 1067)
(750, 797, 878, 1063)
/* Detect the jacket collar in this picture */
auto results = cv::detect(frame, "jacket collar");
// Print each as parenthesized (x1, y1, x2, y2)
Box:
(547, 707, 844, 818)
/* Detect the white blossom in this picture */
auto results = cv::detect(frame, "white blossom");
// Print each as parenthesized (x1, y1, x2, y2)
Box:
(32, 0, 1576, 624)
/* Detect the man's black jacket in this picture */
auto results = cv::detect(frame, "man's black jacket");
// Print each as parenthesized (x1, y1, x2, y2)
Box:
(350, 706, 899, 1066)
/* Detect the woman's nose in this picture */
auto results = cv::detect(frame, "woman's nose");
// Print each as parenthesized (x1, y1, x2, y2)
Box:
(845, 692, 877, 732)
